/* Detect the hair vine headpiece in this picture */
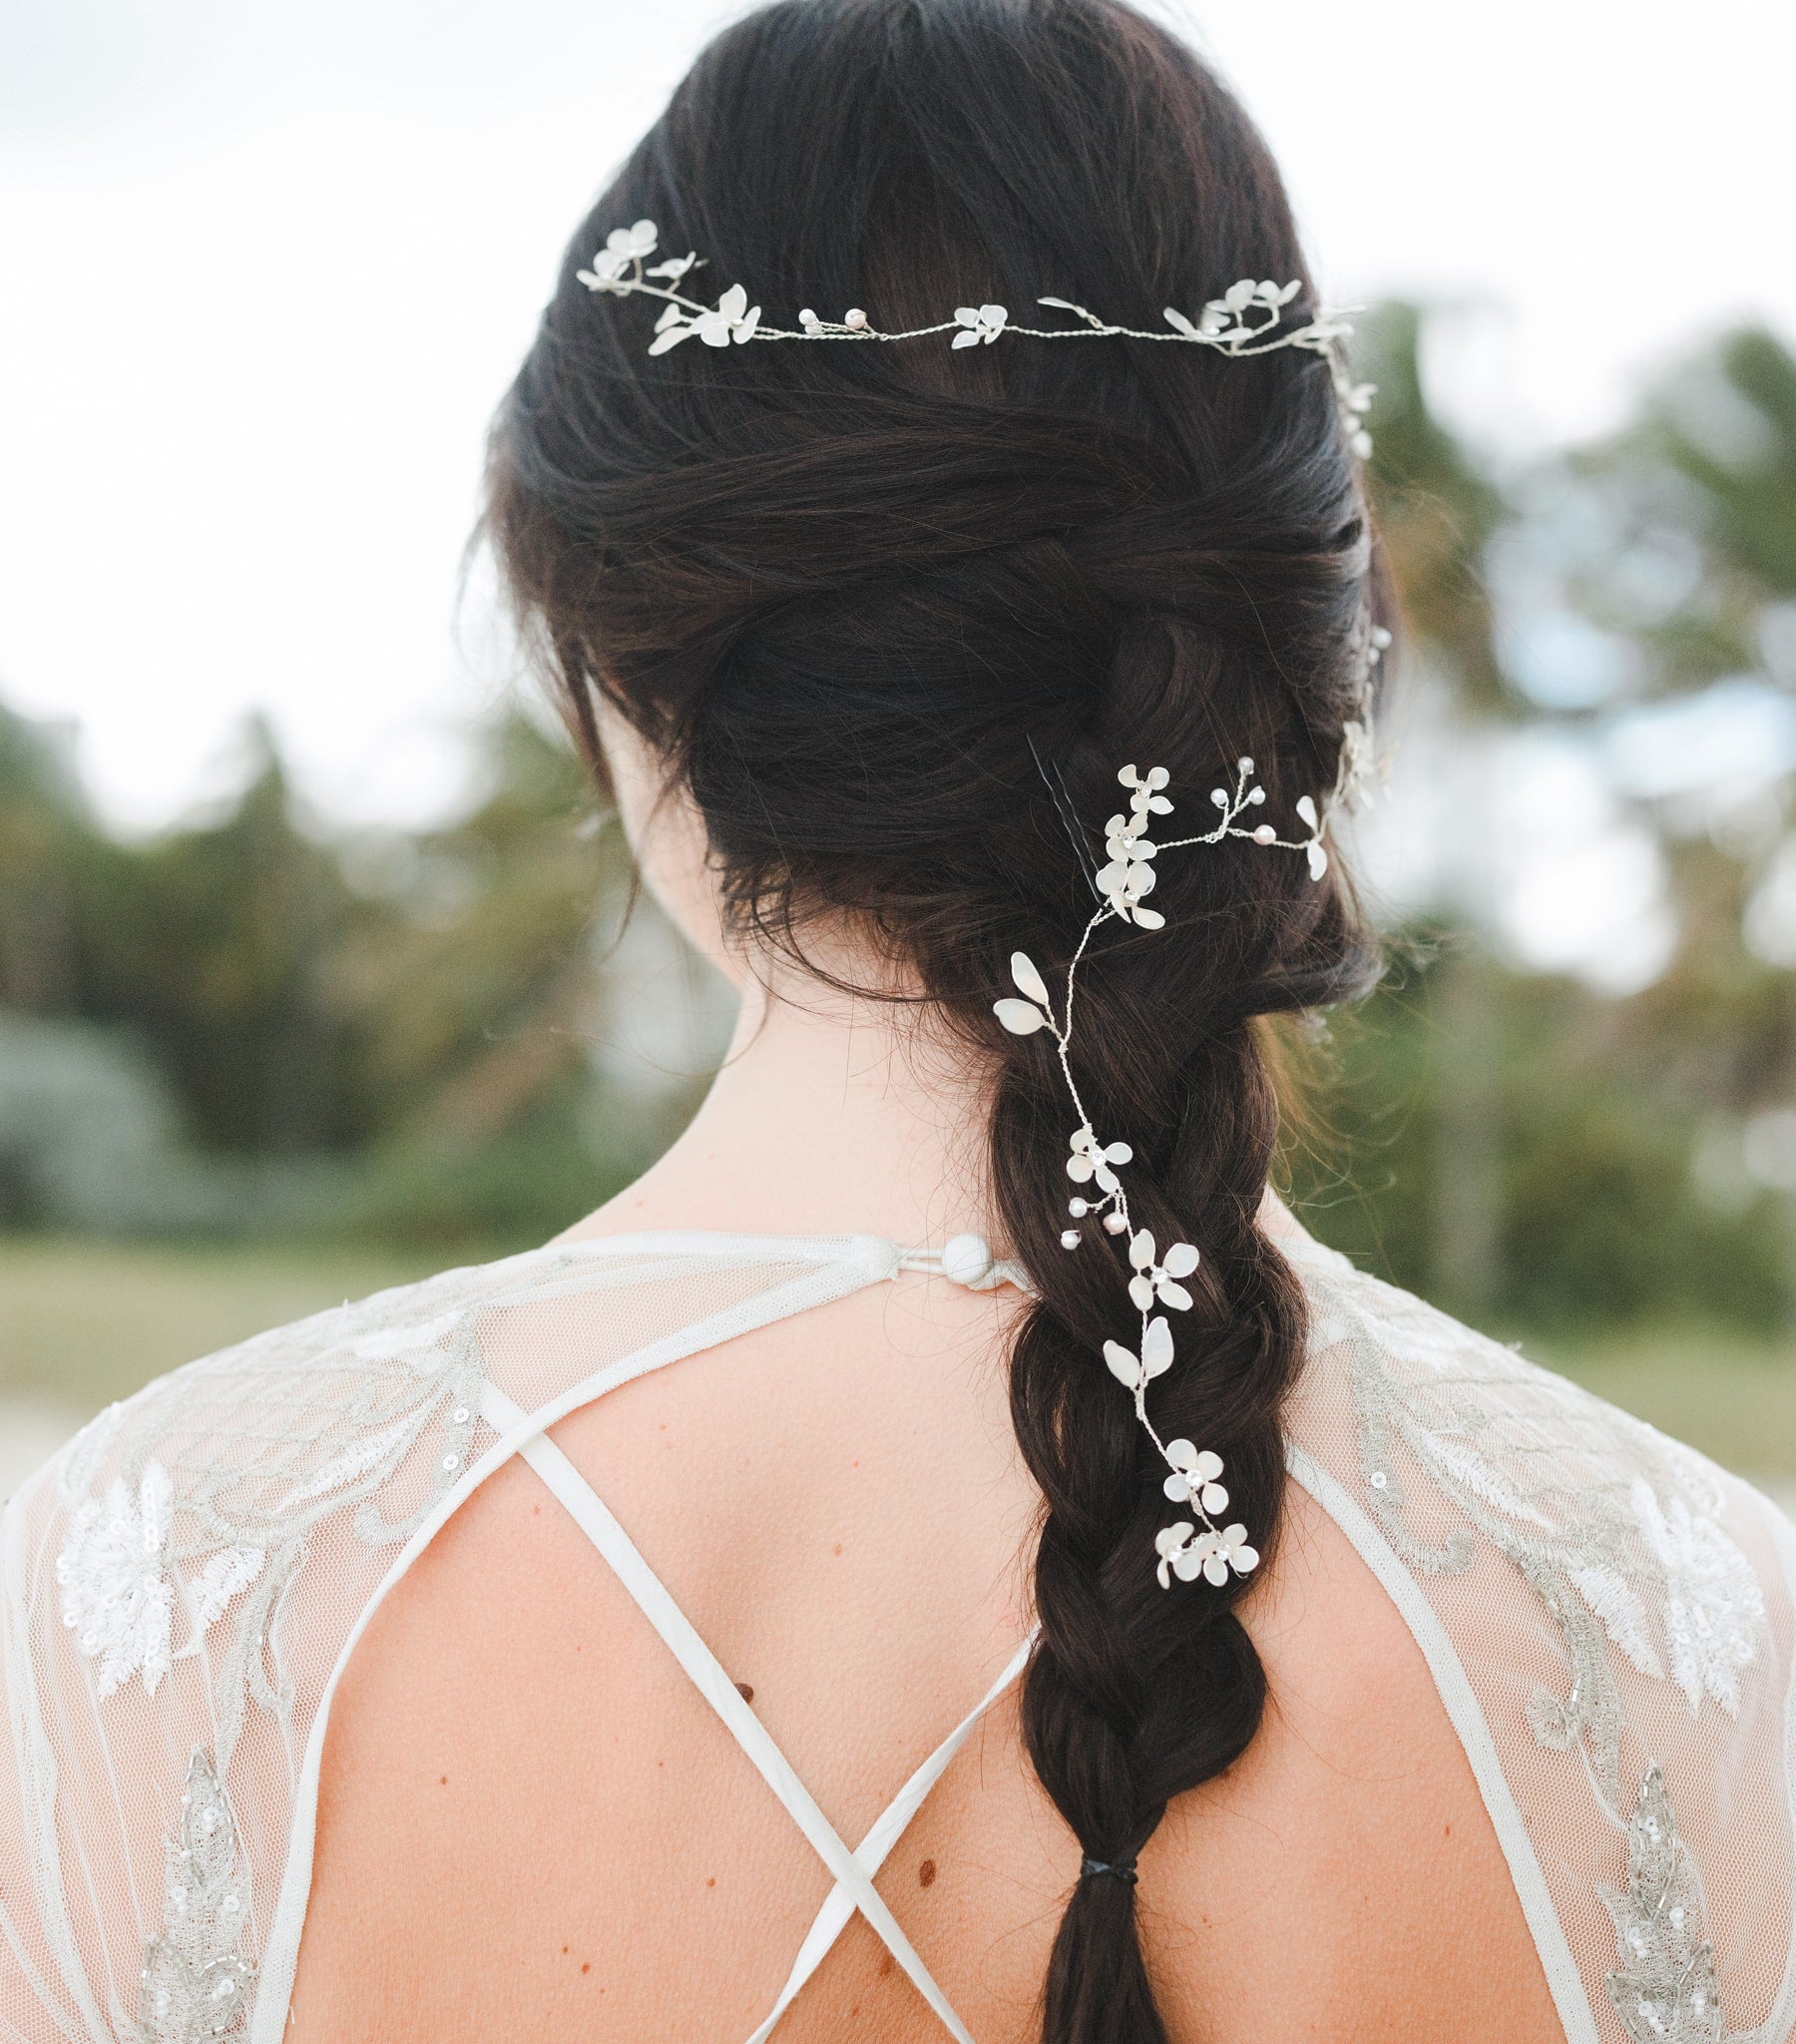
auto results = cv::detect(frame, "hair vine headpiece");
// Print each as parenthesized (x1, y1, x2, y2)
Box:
(577, 220, 1377, 456)
(579, 218, 1389, 1590)
(993, 742, 1382, 1590)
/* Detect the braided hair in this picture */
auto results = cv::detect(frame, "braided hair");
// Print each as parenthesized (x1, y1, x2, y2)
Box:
(488, 1, 1386, 2035)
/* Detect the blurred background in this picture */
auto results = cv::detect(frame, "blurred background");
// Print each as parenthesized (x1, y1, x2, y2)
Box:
(4, 0, 1796, 1499)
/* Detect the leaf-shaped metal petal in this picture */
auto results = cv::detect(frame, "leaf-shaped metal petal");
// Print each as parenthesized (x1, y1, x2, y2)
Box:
(1161, 1242, 1200, 1278)
(1129, 1230, 1156, 1270)
(1011, 951, 1052, 1009)
(1142, 1316, 1174, 1376)
(1295, 794, 1319, 829)
(1103, 1341, 1142, 1391)
(993, 998, 1050, 1035)
(1163, 306, 1197, 337)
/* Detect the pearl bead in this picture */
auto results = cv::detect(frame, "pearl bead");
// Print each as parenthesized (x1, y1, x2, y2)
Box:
(844, 307, 868, 328)
(1068, 1198, 1089, 1217)
(1238, 756, 1254, 774)
(1253, 824, 1276, 844)
(1103, 1212, 1127, 1236)
(1061, 1230, 1081, 1250)
(940, 1232, 993, 1285)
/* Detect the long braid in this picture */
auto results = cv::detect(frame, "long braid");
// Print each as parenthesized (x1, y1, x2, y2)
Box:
(487, 1, 1388, 2035)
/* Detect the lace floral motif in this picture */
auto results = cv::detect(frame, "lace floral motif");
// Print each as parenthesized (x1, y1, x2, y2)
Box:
(1600, 1767, 1724, 2044)
(56, 1462, 264, 1701)
(136, 1752, 255, 2043)
(1323, 1291, 1765, 1806)
(1291, 1245, 1771, 2039)
(50, 1254, 525, 1766)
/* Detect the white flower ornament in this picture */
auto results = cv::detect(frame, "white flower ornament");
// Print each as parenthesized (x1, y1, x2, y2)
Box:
(1128, 1231, 1200, 1312)
(576, 222, 1378, 458)
(1161, 1439, 1228, 1514)
(992, 756, 1358, 1585)
(650, 281, 762, 355)
(953, 303, 1009, 347)
(1068, 1126, 1132, 1193)
(576, 218, 660, 287)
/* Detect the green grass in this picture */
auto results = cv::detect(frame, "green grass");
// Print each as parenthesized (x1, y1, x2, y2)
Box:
(0, 1237, 449, 1415)
(3, 1241, 1796, 1486)
(1528, 1323, 1796, 1485)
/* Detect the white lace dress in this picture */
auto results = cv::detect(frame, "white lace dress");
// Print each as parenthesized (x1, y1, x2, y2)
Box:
(2, 1221, 1790, 2044)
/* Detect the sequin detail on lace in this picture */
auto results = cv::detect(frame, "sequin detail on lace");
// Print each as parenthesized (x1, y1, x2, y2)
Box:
(135, 1751, 255, 2043)
(1600, 1766, 1724, 2044)
(1326, 1303, 1765, 1805)
(1284, 1238, 1775, 2039)
(51, 1256, 510, 1765)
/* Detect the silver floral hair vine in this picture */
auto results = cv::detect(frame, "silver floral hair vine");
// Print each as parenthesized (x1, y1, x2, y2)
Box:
(577, 220, 1377, 457)
(993, 747, 1379, 1590)
(579, 217, 1389, 1589)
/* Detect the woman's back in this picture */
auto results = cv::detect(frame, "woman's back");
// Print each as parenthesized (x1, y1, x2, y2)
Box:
(8, 1209, 1788, 2041)
(288, 1225, 1559, 2043)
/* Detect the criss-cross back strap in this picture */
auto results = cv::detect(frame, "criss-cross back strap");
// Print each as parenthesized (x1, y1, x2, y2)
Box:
(482, 1385, 1030, 2043)
(743, 1633, 1033, 2044)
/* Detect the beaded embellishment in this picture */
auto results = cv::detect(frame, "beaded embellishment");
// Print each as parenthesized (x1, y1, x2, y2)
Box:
(136, 1751, 255, 2043)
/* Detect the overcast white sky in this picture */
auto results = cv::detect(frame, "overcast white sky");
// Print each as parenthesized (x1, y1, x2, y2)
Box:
(2, 0, 1793, 833)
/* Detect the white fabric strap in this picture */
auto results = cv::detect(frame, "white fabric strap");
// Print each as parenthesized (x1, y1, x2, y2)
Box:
(743, 1632, 1034, 2044)
(251, 1245, 905, 2044)
(483, 1384, 988, 2044)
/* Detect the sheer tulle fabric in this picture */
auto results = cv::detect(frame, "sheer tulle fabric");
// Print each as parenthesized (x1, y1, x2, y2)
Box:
(0, 1221, 1789, 2044)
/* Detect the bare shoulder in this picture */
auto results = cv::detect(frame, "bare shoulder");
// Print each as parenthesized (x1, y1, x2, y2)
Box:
(1144, 1481, 1563, 2044)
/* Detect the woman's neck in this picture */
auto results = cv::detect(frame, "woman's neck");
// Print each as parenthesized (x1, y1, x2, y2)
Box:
(559, 959, 997, 1252)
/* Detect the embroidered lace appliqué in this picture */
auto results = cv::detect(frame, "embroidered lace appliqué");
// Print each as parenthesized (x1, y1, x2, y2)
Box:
(1294, 1254, 1771, 2039)
(50, 1255, 532, 1766)
(1600, 1766, 1724, 2044)
(136, 1751, 255, 2044)
(1326, 1304, 1765, 1806)
(56, 1461, 265, 1702)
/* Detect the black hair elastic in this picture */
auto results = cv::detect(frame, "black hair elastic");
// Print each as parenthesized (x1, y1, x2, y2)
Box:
(1080, 1856, 1138, 1884)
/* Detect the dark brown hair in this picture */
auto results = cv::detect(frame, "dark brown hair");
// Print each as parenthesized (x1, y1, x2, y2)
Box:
(488, 1, 1385, 2034)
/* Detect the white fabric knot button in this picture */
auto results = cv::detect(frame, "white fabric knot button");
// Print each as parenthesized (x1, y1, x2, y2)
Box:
(941, 1234, 993, 1287)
